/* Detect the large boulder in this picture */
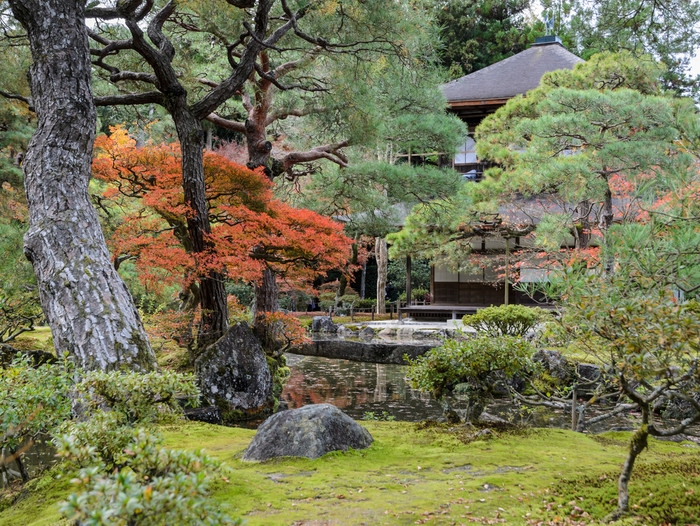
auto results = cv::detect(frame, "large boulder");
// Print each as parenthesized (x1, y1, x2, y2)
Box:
(195, 323, 273, 422)
(311, 316, 338, 333)
(242, 403, 373, 461)
(653, 379, 700, 421)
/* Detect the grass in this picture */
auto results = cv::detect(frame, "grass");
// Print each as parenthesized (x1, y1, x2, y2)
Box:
(2, 421, 698, 526)
(10, 326, 54, 353)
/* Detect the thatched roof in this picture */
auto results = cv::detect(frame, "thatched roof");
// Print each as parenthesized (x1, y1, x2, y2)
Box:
(441, 41, 583, 104)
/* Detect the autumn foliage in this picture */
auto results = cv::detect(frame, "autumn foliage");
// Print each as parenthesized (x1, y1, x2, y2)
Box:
(92, 127, 352, 296)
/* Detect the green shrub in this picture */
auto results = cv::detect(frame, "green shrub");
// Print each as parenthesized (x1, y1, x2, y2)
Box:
(463, 304, 547, 337)
(338, 292, 359, 306)
(406, 335, 535, 422)
(0, 354, 72, 481)
(399, 287, 429, 302)
(55, 371, 236, 525)
(75, 369, 200, 425)
(57, 422, 237, 525)
(356, 298, 376, 309)
(318, 291, 336, 311)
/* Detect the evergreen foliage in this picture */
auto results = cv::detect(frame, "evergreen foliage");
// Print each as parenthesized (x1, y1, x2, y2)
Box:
(463, 304, 547, 337)
(432, 0, 540, 78)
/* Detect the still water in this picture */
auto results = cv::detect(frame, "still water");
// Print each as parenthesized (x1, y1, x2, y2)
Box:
(279, 353, 655, 432)
(281, 353, 444, 421)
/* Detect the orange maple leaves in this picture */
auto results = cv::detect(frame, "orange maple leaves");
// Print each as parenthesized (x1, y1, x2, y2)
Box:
(92, 126, 352, 293)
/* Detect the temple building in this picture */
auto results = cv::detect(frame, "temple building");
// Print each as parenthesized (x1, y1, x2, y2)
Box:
(401, 37, 582, 320)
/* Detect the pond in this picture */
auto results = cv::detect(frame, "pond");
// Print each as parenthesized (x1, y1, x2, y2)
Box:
(281, 353, 443, 422)
(280, 353, 700, 437)
(281, 353, 587, 429)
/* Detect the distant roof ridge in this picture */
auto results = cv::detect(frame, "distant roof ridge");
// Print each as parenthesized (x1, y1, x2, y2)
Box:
(442, 42, 583, 103)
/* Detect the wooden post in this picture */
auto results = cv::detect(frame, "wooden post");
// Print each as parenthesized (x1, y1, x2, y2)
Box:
(504, 237, 510, 306)
(406, 255, 412, 306)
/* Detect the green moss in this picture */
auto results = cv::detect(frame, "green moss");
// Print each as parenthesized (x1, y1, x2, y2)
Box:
(0, 465, 71, 526)
(2, 422, 698, 525)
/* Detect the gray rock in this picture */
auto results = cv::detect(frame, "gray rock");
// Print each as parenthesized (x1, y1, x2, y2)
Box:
(358, 326, 376, 341)
(0, 344, 56, 368)
(532, 349, 573, 382)
(311, 316, 338, 333)
(335, 326, 358, 339)
(184, 406, 222, 425)
(653, 381, 700, 421)
(195, 323, 273, 422)
(242, 403, 373, 461)
(576, 363, 603, 383)
(293, 339, 434, 364)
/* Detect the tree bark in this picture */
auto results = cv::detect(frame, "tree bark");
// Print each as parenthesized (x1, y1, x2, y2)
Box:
(168, 102, 229, 349)
(405, 255, 412, 306)
(615, 414, 649, 519)
(9, 0, 156, 371)
(375, 237, 388, 315)
(253, 267, 279, 316)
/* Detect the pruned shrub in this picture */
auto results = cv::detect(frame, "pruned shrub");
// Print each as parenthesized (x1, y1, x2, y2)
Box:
(57, 420, 237, 525)
(55, 371, 236, 525)
(399, 287, 429, 303)
(356, 298, 376, 310)
(0, 354, 72, 482)
(463, 304, 548, 337)
(406, 335, 536, 422)
(75, 369, 200, 425)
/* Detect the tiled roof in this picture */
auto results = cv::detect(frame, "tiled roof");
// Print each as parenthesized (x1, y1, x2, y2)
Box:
(441, 42, 583, 103)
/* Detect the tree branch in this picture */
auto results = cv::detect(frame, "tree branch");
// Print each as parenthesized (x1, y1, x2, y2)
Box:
(94, 92, 165, 107)
(204, 112, 246, 133)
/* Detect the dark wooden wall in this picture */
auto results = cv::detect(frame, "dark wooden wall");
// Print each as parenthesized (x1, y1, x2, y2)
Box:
(433, 282, 540, 306)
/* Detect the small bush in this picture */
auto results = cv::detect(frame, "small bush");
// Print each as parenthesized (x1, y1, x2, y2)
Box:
(463, 304, 547, 337)
(406, 335, 535, 422)
(356, 298, 376, 310)
(75, 369, 200, 425)
(55, 371, 236, 525)
(399, 287, 429, 302)
(57, 422, 237, 525)
(0, 354, 72, 481)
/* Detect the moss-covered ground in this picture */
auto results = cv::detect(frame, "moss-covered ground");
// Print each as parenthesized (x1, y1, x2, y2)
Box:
(1, 421, 698, 526)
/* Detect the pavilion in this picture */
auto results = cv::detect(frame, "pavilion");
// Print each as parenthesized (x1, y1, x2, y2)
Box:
(400, 37, 582, 321)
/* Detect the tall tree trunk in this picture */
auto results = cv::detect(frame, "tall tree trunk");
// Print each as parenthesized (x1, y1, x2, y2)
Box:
(253, 267, 279, 316)
(574, 200, 591, 249)
(252, 266, 278, 351)
(375, 237, 388, 315)
(9, 0, 156, 371)
(360, 261, 367, 299)
(169, 103, 229, 350)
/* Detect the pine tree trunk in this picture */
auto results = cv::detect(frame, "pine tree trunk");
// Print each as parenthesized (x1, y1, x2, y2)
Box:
(169, 103, 229, 350)
(375, 237, 388, 315)
(9, 0, 156, 371)
(614, 413, 649, 519)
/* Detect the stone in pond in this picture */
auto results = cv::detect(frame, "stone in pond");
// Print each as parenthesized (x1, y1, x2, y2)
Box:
(242, 403, 373, 461)
(311, 316, 338, 333)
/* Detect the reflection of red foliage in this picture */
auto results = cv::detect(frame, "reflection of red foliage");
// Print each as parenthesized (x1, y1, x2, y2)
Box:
(92, 127, 353, 293)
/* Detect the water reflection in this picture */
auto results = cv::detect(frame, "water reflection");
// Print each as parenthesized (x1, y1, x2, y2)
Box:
(281, 353, 445, 421)
(281, 354, 700, 438)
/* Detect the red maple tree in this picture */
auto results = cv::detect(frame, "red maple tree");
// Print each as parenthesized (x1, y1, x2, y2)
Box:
(92, 127, 352, 341)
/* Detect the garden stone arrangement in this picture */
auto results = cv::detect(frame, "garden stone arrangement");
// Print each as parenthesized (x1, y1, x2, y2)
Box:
(295, 316, 463, 364)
